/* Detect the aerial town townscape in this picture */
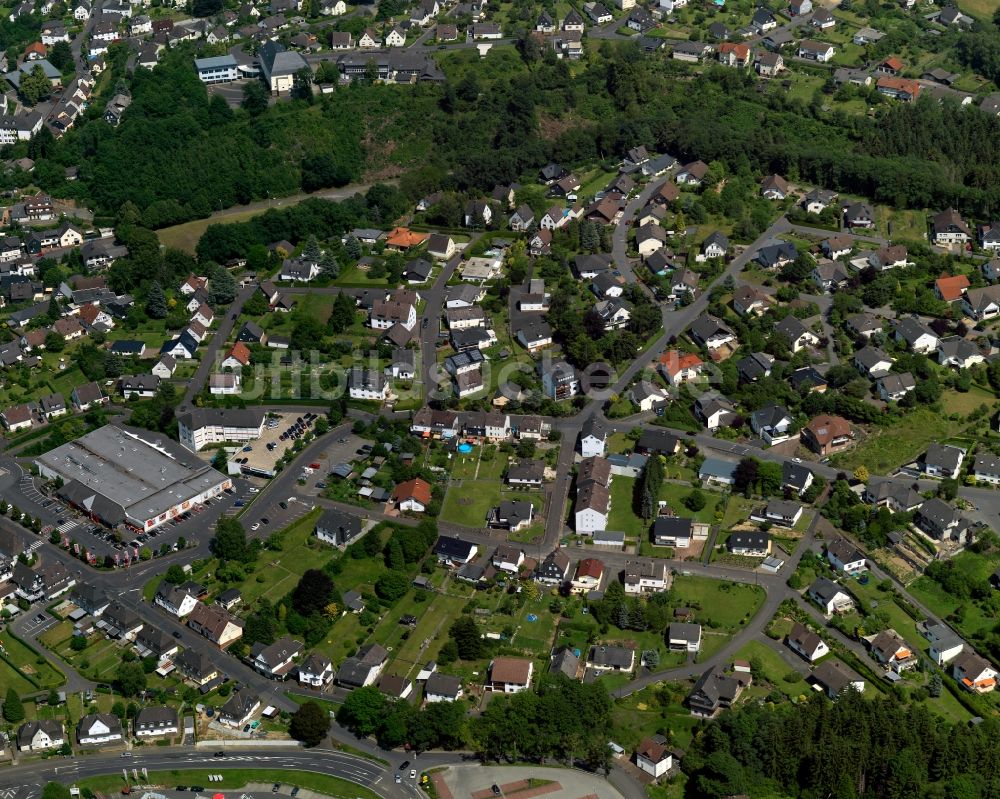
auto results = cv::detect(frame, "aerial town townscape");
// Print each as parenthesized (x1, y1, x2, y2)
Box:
(7, 0, 1000, 795)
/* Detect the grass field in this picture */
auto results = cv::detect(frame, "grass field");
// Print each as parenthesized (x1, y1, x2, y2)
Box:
(734, 640, 812, 700)
(671, 575, 766, 631)
(1, 634, 64, 689)
(829, 408, 955, 473)
(440, 476, 544, 528)
(907, 549, 1000, 640)
(78, 769, 380, 799)
(942, 384, 998, 416)
(158, 207, 267, 253)
(606, 478, 722, 539)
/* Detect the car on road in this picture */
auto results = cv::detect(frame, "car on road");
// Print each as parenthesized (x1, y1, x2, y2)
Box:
(235, 500, 245, 507)
(278, 501, 288, 510)
(121, 752, 132, 758)
(395, 776, 402, 784)
(290, 788, 299, 797)
(272, 784, 281, 793)
(400, 761, 410, 771)
(316, 482, 326, 489)
(410, 770, 417, 779)
(422, 317, 429, 328)
(251, 522, 260, 531)
(261, 517, 270, 525)
(214, 751, 225, 757)
(172, 631, 182, 639)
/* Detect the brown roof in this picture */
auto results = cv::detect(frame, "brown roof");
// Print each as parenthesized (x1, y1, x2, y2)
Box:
(392, 478, 432, 505)
(490, 656, 532, 685)
(804, 414, 851, 445)
(578, 456, 612, 487)
(576, 557, 604, 579)
(225, 342, 251, 366)
(636, 736, 671, 764)
(935, 273, 970, 302)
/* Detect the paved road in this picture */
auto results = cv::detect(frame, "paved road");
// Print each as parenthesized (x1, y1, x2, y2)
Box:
(613, 510, 820, 697)
(181, 283, 256, 406)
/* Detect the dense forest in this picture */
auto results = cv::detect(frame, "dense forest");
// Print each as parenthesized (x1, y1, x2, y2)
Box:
(14, 32, 1000, 229)
(684, 692, 1000, 799)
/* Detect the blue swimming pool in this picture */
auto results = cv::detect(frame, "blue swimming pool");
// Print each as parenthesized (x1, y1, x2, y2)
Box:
(457, 443, 473, 453)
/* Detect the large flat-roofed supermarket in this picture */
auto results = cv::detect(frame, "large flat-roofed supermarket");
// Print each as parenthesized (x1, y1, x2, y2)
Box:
(35, 424, 231, 532)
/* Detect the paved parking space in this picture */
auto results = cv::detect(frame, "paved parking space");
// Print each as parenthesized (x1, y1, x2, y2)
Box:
(245, 495, 314, 535)
(19, 611, 57, 637)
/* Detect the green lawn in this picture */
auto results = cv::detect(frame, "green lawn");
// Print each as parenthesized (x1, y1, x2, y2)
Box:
(607, 476, 647, 537)
(658, 482, 722, 524)
(907, 550, 1000, 640)
(78, 770, 379, 799)
(734, 640, 812, 700)
(828, 408, 956, 474)
(846, 579, 922, 642)
(671, 575, 766, 631)
(2, 634, 64, 689)
(942, 384, 998, 417)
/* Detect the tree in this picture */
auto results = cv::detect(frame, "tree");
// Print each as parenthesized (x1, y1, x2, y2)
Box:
(375, 570, 408, 602)
(3, 688, 24, 723)
(449, 615, 487, 660)
(208, 264, 238, 305)
(684, 489, 706, 512)
(733, 457, 759, 496)
(145, 281, 167, 319)
(292, 569, 334, 616)
(20, 65, 53, 105)
(853, 466, 869, 483)
(384, 538, 405, 571)
(211, 518, 251, 562)
(44, 331, 65, 352)
(291, 315, 326, 351)
(115, 661, 147, 697)
(302, 235, 322, 262)
(164, 564, 186, 584)
(48, 41, 73, 71)
(290, 700, 330, 746)
(345, 235, 362, 260)
(328, 291, 356, 333)
(291, 67, 314, 103)
(192, 0, 222, 14)
(336, 686, 386, 737)
(634, 455, 663, 520)
(319, 251, 339, 279)
(242, 81, 269, 115)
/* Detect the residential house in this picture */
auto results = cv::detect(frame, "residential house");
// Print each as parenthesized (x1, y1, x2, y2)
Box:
(953, 651, 997, 693)
(635, 735, 675, 779)
(434, 536, 478, 566)
(961, 285, 1000, 320)
(877, 371, 917, 402)
(186, 602, 243, 648)
(17, 720, 64, 752)
(623, 559, 669, 594)
(77, 713, 123, 747)
(487, 657, 533, 693)
(854, 346, 894, 378)
(801, 414, 853, 455)
(867, 629, 917, 673)
(924, 442, 966, 479)
(299, 654, 334, 687)
(749, 404, 794, 446)
(798, 39, 834, 61)
(571, 558, 604, 593)
(251, 636, 303, 679)
(916, 497, 970, 543)
(827, 538, 867, 574)
(775, 315, 820, 352)
(668, 622, 702, 652)
(694, 393, 737, 430)
(808, 577, 855, 614)
(932, 208, 971, 246)
(336, 643, 388, 687)
(652, 517, 709, 548)
(688, 666, 747, 717)
(787, 622, 829, 662)
(219, 689, 261, 728)
(843, 202, 875, 228)
(535, 549, 571, 586)
(728, 531, 772, 557)
(392, 478, 432, 512)
(425, 673, 462, 702)
(935, 274, 971, 303)
(658, 350, 704, 386)
(732, 285, 773, 317)
(895, 317, 938, 355)
(783, 461, 814, 496)
(973, 452, 1000, 485)
(811, 659, 865, 698)
(587, 644, 635, 672)
(135, 707, 179, 738)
